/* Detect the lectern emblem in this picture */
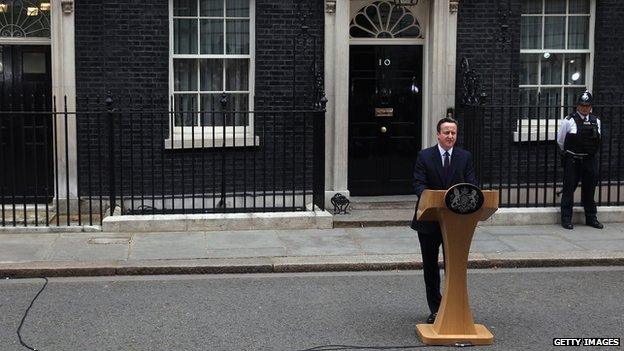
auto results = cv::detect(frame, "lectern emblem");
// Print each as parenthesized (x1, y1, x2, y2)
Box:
(444, 183, 484, 215)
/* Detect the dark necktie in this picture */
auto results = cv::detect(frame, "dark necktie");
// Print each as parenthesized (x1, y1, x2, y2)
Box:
(443, 151, 450, 177)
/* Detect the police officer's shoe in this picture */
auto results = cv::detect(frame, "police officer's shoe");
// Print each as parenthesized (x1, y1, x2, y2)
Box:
(586, 219, 604, 229)
(561, 221, 573, 230)
(426, 313, 437, 324)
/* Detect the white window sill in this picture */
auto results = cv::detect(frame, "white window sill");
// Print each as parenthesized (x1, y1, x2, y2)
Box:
(164, 135, 260, 149)
(513, 118, 559, 142)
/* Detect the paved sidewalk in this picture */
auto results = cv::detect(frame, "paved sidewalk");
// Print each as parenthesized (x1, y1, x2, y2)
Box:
(1, 223, 624, 277)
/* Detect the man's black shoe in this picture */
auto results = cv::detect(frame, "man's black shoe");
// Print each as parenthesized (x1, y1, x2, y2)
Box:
(586, 219, 604, 229)
(562, 222, 573, 230)
(426, 313, 437, 324)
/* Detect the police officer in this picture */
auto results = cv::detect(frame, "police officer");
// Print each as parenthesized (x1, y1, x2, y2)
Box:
(556, 91, 603, 230)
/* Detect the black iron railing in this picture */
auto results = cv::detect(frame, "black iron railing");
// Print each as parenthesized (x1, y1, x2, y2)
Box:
(459, 101, 624, 207)
(0, 94, 326, 227)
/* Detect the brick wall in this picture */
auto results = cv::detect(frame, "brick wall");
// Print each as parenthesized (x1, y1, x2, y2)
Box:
(446, 0, 623, 106)
(74, 0, 324, 210)
(591, 0, 624, 199)
(255, 0, 324, 110)
(593, 0, 624, 104)
(455, 0, 521, 106)
(75, 1, 169, 99)
(455, 0, 523, 186)
(455, 0, 624, 193)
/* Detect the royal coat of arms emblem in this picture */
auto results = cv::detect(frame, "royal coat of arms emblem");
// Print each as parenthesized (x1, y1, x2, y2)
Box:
(444, 183, 484, 215)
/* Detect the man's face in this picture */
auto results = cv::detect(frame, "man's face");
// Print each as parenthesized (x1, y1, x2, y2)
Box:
(437, 122, 457, 150)
(577, 104, 592, 116)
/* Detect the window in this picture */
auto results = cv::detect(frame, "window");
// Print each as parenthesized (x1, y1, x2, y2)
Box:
(519, 0, 593, 118)
(169, 0, 255, 148)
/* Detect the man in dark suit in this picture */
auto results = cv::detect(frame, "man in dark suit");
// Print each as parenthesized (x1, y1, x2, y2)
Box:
(411, 117, 477, 324)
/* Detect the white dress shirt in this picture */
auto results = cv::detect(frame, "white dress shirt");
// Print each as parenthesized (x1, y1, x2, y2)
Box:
(556, 112, 601, 151)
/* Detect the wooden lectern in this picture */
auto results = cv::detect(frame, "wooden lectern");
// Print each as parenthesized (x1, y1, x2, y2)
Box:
(415, 186, 499, 346)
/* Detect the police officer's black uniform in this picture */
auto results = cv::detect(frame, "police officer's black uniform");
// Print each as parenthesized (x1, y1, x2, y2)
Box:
(558, 92, 603, 230)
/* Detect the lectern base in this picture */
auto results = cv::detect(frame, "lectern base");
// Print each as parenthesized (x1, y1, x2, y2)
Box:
(416, 324, 494, 346)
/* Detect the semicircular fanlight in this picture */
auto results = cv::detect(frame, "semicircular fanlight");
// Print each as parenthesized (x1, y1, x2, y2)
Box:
(0, 0, 50, 39)
(349, 1, 422, 39)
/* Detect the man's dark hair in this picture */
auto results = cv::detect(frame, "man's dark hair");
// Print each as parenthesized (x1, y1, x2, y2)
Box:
(436, 117, 458, 133)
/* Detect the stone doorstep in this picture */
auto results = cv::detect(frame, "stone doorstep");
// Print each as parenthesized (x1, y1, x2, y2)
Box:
(102, 210, 334, 232)
(347, 195, 419, 210)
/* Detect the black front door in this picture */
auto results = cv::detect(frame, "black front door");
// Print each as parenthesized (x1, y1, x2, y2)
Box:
(0, 45, 53, 203)
(348, 45, 422, 195)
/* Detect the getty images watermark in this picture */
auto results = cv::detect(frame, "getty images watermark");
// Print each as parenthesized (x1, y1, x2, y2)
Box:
(553, 338, 620, 347)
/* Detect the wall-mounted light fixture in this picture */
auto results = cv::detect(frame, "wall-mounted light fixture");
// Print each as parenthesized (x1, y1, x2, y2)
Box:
(61, 0, 73, 14)
(40, 2, 51, 11)
(0, 3, 8, 13)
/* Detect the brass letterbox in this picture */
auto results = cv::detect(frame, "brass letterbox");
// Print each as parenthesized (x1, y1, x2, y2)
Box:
(375, 107, 393, 117)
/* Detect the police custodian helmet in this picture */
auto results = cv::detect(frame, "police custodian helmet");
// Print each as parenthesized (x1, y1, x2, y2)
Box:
(577, 91, 593, 105)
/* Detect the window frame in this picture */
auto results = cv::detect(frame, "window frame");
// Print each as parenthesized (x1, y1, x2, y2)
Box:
(516, 0, 595, 142)
(167, 0, 256, 148)
(519, 0, 595, 111)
